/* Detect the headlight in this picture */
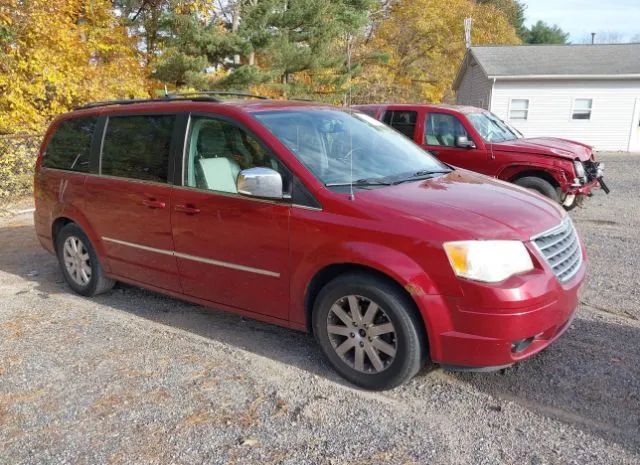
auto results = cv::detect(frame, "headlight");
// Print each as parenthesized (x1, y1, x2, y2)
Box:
(573, 160, 585, 179)
(443, 241, 534, 283)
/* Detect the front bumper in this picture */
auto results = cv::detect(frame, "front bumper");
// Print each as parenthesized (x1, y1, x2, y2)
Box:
(415, 253, 586, 369)
(566, 160, 609, 197)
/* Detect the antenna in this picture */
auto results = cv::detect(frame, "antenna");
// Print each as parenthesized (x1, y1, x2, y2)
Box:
(346, 33, 355, 201)
(464, 18, 472, 49)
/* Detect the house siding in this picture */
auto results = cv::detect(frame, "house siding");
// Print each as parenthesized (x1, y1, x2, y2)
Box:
(455, 61, 493, 110)
(490, 79, 640, 151)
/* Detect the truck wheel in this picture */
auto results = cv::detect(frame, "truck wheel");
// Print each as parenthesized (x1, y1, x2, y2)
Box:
(312, 272, 427, 390)
(514, 176, 560, 203)
(56, 223, 115, 297)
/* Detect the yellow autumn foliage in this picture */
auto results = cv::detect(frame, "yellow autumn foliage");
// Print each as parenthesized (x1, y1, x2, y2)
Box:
(0, 135, 39, 198)
(0, 0, 147, 135)
(355, 0, 520, 103)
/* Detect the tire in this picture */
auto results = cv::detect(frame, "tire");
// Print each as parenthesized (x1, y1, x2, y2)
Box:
(312, 272, 427, 390)
(514, 176, 560, 203)
(55, 223, 115, 297)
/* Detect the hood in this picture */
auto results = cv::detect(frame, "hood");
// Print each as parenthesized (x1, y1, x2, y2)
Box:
(492, 137, 592, 161)
(355, 170, 565, 242)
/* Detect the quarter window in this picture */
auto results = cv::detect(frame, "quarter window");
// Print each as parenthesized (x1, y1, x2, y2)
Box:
(425, 113, 469, 147)
(184, 116, 286, 194)
(101, 115, 175, 183)
(509, 99, 529, 121)
(43, 116, 97, 172)
(572, 99, 593, 120)
(382, 110, 417, 138)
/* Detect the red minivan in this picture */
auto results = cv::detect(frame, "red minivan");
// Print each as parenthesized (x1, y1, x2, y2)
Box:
(34, 96, 586, 390)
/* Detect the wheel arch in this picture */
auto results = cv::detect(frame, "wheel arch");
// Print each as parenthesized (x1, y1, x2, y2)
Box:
(506, 168, 562, 189)
(51, 217, 74, 251)
(303, 262, 433, 354)
(49, 209, 110, 272)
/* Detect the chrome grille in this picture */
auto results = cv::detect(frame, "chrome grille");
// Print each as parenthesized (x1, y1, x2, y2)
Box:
(532, 218, 582, 283)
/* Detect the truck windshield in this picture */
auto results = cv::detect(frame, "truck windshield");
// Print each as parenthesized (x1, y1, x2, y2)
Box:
(253, 109, 449, 187)
(467, 111, 521, 143)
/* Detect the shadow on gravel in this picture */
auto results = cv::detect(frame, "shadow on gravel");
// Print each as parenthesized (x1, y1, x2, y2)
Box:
(445, 317, 640, 455)
(1, 223, 639, 455)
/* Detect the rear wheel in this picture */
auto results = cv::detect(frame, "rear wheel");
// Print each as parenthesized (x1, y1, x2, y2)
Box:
(514, 176, 560, 203)
(56, 223, 115, 297)
(312, 272, 427, 390)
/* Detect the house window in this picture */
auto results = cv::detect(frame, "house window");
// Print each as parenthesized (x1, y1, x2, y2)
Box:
(572, 99, 593, 120)
(509, 99, 529, 120)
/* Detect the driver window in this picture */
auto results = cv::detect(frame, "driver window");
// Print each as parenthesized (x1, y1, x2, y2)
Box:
(425, 113, 469, 147)
(184, 116, 284, 194)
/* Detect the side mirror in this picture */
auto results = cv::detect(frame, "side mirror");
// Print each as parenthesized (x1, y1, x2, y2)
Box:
(237, 167, 283, 200)
(455, 135, 476, 149)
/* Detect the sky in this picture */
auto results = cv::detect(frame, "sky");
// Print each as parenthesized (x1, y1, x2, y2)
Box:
(524, 0, 640, 43)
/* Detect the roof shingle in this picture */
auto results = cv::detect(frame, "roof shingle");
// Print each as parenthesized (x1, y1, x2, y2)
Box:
(469, 43, 640, 77)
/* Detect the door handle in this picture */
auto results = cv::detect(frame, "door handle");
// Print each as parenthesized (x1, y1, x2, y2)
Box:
(142, 199, 166, 209)
(174, 204, 201, 215)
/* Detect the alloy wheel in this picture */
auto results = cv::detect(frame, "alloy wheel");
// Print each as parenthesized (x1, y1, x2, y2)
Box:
(326, 295, 397, 373)
(62, 236, 92, 286)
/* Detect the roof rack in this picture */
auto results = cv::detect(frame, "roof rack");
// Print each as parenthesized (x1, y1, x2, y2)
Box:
(75, 91, 268, 110)
(75, 96, 222, 110)
(166, 91, 269, 100)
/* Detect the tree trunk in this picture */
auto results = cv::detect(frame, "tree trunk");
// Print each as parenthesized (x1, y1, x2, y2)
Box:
(232, 1, 241, 64)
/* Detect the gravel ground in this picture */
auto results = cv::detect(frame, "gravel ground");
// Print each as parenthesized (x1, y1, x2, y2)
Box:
(0, 153, 639, 465)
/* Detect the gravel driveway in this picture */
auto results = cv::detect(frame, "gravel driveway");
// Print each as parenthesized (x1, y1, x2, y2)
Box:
(1, 153, 639, 465)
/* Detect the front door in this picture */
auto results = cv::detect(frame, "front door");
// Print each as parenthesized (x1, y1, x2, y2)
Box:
(422, 112, 489, 174)
(171, 115, 291, 320)
(83, 114, 181, 292)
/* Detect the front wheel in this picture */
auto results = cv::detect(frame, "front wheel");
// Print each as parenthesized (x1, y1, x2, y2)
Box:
(312, 272, 427, 390)
(514, 176, 560, 203)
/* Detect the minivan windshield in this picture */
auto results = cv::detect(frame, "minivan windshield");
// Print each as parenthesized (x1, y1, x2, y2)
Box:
(467, 111, 521, 143)
(253, 109, 450, 187)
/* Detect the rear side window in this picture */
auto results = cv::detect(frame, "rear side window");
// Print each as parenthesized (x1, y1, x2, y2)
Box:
(101, 115, 175, 183)
(382, 110, 417, 138)
(43, 116, 97, 172)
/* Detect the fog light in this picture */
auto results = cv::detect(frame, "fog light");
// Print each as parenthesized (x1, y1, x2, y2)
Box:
(511, 337, 535, 353)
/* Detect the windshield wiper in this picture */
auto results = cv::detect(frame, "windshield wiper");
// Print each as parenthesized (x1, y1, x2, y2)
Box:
(391, 169, 452, 185)
(325, 178, 392, 187)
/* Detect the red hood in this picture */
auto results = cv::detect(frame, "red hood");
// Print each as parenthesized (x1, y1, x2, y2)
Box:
(491, 137, 593, 161)
(355, 170, 566, 242)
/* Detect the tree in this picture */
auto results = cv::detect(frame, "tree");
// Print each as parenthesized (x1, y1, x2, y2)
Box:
(0, 0, 146, 133)
(233, 0, 373, 97)
(143, 0, 373, 99)
(354, 0, 520, 103)
(477, 0, 526, 39)
(522, 20, 569, 44)
(152, 9, 248, 89)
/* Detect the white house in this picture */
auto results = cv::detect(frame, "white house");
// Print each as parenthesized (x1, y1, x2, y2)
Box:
(453, 44, 640, 152)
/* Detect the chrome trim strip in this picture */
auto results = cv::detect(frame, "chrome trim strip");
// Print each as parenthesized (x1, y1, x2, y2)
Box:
(98, 117, 109, 175)
(181, 114, 191, 186)
(174, 251, 280, 277)
(103, 237, 173, 256)
(530, 216, 571, 242)
(102, 236, 280, 278)
(292, 204, 323, 211)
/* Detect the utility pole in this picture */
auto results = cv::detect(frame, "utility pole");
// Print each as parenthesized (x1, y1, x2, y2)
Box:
(591, 32, 596, 44)
(464, 18, 472, 49)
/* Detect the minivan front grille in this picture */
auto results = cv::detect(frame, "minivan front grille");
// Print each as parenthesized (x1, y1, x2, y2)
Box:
(532, 218, 582, 283)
